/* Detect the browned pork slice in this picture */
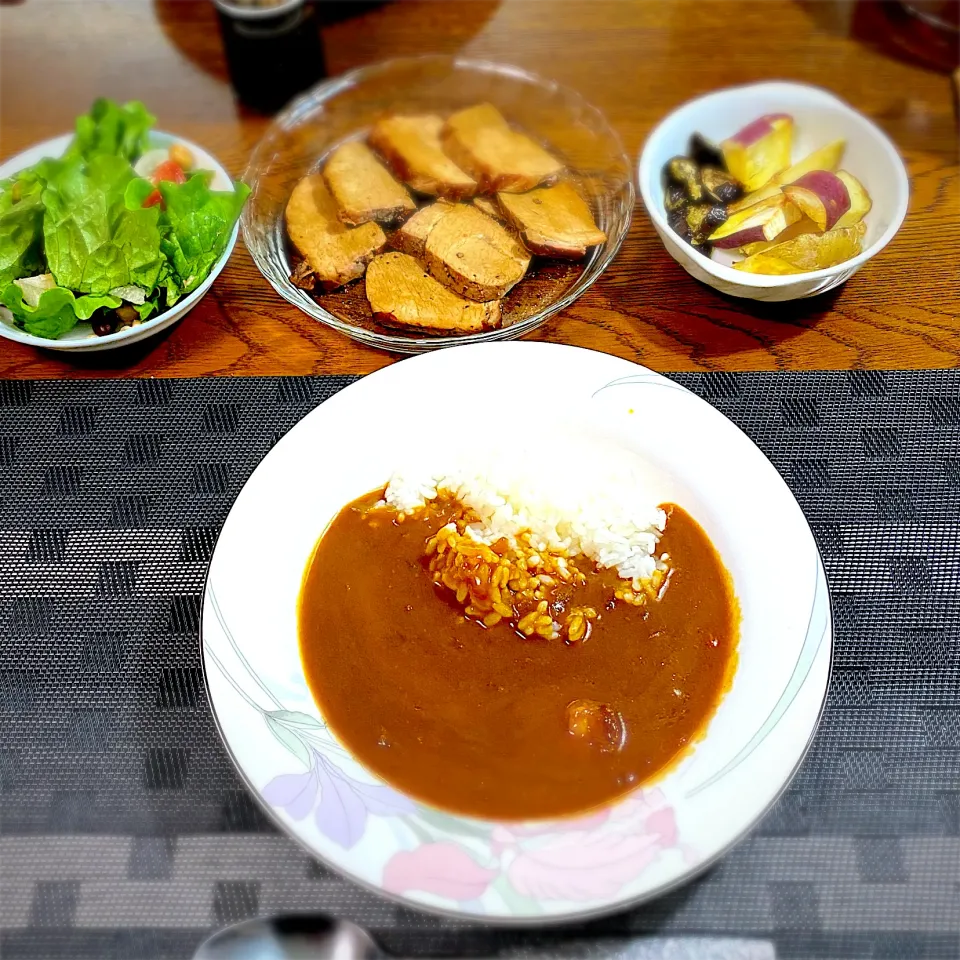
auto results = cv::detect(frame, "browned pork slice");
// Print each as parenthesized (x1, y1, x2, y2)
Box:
(323, 141, 415, 225)
(423, 203, 530, 302)
(369, 115, 476, 200)
(497, 182, 606, 258)
(365, 252, 502, 333)
(471, 196, 502, 220)
(389, 201, 453, 258)
(285, 174, 386, 290)
(441, 103, 563, 194)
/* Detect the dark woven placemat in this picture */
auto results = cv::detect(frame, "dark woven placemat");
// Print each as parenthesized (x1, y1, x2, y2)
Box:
(1, 371, 959, 960)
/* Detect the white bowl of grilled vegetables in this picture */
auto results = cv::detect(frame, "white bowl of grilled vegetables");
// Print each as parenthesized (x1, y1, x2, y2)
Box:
(637, 81, 909, 301)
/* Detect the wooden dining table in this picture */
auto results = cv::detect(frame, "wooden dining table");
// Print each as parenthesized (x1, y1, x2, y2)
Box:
(4, 6, 960, 957)
(1, 0, 957, 380)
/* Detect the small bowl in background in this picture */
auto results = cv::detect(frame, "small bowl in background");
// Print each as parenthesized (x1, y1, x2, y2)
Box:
(637, 81, 910, 301)
(241, 55, 634, 354)
(0, 132, 239, 353)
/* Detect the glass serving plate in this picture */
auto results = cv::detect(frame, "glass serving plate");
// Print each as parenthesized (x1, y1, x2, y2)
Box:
(241, 56, 634, 354)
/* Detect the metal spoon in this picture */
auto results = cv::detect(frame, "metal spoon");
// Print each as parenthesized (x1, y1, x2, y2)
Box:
(194, 914, 381, 960)
(193, 913, 777, 960)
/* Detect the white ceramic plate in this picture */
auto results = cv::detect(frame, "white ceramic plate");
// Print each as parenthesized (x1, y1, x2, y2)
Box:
(0, 132, 239, 352)
(201, 342, 832, 923)
(637, 81, 909, 301)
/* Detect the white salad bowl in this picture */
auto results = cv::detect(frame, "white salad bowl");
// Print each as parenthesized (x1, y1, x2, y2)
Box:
(0, 132, 239, 353)
(202, 341, 832, 923)
(637, 81, 910, 301)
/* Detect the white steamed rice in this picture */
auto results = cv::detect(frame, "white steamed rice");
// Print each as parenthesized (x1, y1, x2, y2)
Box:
(381, 458, 666, 587)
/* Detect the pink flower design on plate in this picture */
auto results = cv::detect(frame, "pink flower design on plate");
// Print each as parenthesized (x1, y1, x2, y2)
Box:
(506, 790, 677, 901)
(384, 842, 498, 901)
(609, 789, 676, 840)
(491, 808, 611, 855)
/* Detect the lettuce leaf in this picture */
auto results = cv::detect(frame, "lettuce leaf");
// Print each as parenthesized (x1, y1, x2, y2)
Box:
(136, 298, 159, 321)
(0, 157, 66, 286)
(153, 259, 182, 308)
(124, 176, 155, 209)
(0, 281, 120, 340)
(1, 157, 64, 199)
(0, 189, 45, 286)
(41, 154, 164, 296)
(66, 98, 156, 164)
(158, 176, 249, 303)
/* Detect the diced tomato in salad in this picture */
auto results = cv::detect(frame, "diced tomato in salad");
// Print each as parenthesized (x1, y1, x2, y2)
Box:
(142, 159, 187, 209)
(153, 159, 187, 184)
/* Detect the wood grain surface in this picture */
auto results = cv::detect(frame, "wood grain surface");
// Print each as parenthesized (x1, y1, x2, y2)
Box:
(1, 0, 957, 378)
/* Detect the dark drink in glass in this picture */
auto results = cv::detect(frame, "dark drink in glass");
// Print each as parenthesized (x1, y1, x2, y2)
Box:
(899, 0, 960, 69)
(901, 0, 960, 33)
(214, 0, 327, 114)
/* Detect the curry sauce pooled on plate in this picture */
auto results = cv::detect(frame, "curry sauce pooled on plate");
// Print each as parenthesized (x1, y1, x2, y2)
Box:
(299, 467, 738, 821)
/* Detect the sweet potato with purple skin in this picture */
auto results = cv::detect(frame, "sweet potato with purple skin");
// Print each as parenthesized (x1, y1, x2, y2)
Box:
(740, 217, 819, 256)
(728, 113, 792, 146)
(708, 194, 801, 249)
(734, 256, 800, 276)
(730, 140, 847, 214)
(782, 170, 851, 231)
(727, 183, 782, 216)
(721, 114, 793, 192)
(775, 139, 846, 186)
(833, 171, 872, 229)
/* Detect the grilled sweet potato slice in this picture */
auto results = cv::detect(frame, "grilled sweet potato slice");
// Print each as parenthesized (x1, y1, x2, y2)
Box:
(323, 141, 415, 225)
(497, 182, 605, 259)
(423, 203, 530, 302)
(366, 252, 502, 333)
(369, 115, 476, 200)
(285, 174, 386, 290)
(441, 103, 563, 193)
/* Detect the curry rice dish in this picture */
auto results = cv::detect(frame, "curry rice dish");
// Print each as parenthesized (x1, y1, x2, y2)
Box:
(298, 467, 738, 821)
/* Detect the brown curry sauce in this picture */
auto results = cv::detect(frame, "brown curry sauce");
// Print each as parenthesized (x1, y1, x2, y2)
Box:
(298, 492, 738, 821)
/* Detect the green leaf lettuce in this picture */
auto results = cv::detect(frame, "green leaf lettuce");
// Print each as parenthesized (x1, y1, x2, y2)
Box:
(66, 98, 156, 164)
(1, 282, 120, 340)
(158, 176, 250, 303)
(0, 189, 45, 287)
(41, 154, 164, 296)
